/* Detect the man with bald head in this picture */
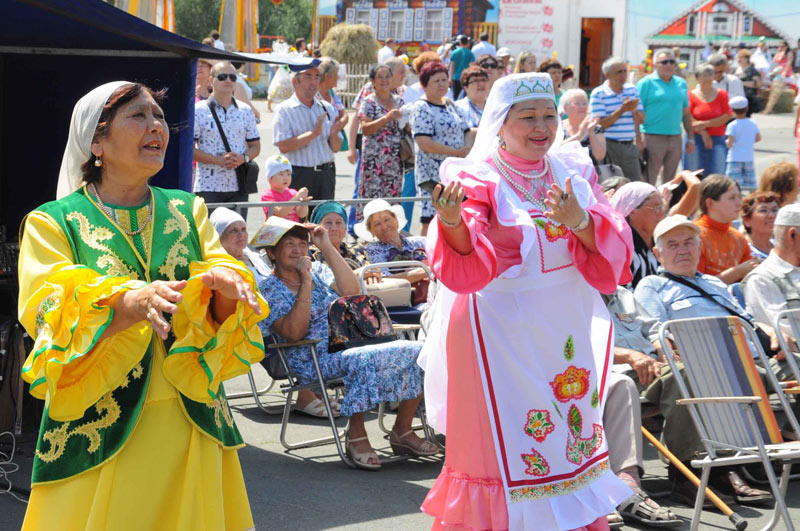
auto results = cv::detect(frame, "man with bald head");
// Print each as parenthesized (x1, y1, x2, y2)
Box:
(193, 61, 261, 218)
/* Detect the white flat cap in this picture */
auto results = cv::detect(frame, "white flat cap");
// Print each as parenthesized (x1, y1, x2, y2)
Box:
(653, 214, 701, 243)
(775, 204, 800, 227)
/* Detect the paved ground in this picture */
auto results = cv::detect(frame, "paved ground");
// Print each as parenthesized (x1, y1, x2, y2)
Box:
(1, 103, 799, 530)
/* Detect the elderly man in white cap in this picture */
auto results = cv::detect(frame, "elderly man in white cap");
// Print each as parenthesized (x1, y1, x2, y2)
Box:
(743, 204, 800, 340)
(634, 215, 776, 506)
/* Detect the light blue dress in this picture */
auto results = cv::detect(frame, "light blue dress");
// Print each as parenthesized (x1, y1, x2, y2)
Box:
(258, 262, 424, 416)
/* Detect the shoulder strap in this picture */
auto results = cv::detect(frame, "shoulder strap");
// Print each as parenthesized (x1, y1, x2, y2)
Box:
(658, 271, 743, 319)
(209, 102, 232, 153)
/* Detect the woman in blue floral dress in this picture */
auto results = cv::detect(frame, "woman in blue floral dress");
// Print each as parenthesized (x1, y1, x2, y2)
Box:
(357, 64, 406, 221)
(409, 62, 471, 234)
(257, 218, 437, 469)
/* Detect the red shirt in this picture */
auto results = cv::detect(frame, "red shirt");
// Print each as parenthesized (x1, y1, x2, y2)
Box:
(688, 89, 731, 137)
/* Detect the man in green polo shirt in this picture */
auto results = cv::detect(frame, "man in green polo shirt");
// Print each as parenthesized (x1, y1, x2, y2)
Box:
(448, 35, 475, 98)
(636, 49, 695, 185)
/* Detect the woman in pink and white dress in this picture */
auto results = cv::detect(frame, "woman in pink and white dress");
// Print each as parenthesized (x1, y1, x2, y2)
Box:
(419, 73, 634, 530)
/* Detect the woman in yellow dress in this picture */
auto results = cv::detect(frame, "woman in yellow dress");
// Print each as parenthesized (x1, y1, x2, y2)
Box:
(18, 81, 268, 530)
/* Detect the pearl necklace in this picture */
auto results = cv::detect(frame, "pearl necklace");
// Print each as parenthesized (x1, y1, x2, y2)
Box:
(492, 151, 552, 214)
(90, 183, 153, 236)
(494, 151, 550, 180)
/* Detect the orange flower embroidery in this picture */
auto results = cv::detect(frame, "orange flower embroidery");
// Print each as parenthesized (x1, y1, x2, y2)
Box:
(524, 409, 555, 443)
(550, 366, 591, 403)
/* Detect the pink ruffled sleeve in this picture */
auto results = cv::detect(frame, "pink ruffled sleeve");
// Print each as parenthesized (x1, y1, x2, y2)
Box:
(426, 173, 499, 294)
(567, 172, 633, 294)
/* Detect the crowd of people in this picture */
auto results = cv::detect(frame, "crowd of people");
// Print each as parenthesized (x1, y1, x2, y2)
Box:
(13, 31, 800, 531)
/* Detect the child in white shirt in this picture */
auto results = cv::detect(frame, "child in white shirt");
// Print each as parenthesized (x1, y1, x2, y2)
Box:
(725, 96, 761, 189)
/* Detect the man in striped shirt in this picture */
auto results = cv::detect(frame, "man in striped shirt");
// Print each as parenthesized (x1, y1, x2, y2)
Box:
(273, 65, 348, 203)
(590, 57, 646, 181)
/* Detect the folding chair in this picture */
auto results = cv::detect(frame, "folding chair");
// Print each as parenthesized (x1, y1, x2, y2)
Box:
(268, 323, 437, 468)
(659, 315, 800, 531)
(358, 260, 433, 435)
(773, 309, 800, 386)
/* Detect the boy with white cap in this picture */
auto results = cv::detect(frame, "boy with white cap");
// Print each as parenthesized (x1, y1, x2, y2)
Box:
(725, 95, 761, 189)
(260, 154, 311, 222)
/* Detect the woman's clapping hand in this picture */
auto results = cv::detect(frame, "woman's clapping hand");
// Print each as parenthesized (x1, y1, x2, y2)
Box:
(201, 266, 262, 314)
(125, 280, 187, 340)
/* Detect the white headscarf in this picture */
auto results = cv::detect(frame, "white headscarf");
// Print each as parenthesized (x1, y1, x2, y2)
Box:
(209, 206, 246, 237)
(56, 81, 134, 199)
(467, 72, 564, 162)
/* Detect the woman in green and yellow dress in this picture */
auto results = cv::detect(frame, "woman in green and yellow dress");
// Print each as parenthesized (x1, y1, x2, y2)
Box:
(19, 81, 268, 530)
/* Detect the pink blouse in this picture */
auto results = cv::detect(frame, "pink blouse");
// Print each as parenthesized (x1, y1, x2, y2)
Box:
(427, 148, 633, 294)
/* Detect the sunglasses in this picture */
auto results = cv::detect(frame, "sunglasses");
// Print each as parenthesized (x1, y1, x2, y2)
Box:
(657, 59, 676, 65)
(216, 73, 237, 81)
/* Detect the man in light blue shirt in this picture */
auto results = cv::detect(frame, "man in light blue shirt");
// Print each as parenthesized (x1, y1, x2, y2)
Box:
(636, 49, 695, 186)
(634, 215, 777, 506)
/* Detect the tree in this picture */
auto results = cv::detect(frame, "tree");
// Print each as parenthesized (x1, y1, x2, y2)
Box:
(258, 0, 313, 44)
(174, 0, 221, 42)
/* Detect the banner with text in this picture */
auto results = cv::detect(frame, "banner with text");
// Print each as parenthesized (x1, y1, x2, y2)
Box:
(497, 0, 562, 61)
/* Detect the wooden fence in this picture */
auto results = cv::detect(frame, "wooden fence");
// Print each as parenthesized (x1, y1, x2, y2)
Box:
(339, 63, 375, 109)
(471, 22, 498, 46)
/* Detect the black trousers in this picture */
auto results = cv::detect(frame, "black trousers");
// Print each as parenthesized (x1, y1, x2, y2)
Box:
(291, 162, 336, 216)
(195, 190, 250, 220)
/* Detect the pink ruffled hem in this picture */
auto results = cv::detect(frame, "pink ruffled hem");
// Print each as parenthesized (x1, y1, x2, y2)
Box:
(421, 465, 509, 531)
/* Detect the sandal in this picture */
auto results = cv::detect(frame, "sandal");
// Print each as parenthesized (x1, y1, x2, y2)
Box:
(389, 430, 439, 457)
(618, 487, 682, 528)
(295, 398, 340, 418)
(606, 510, 624, 529)
(345, 433, 381, 470)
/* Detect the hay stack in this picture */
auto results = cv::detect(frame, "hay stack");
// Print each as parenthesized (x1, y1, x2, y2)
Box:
(319, 23, 378, 65)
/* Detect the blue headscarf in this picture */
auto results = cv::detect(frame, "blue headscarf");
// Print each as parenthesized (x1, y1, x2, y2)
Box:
(310, 201, 347, 225)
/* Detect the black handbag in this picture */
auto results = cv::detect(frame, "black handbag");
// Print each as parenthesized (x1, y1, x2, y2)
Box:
(328, 295, 397, 352)
(209, 102, 259, 194)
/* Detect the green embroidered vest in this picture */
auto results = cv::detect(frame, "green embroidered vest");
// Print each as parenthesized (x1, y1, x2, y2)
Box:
(30, 186, 243, 485)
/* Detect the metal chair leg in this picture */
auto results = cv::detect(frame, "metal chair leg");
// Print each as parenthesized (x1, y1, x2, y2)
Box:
(227, 365, 275, 399)
(691, 466, 712, 531)
(245, 370, 283, 414)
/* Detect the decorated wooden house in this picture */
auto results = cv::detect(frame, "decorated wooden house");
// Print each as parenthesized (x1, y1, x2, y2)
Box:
(645, 0, 791, 72)
(332, 0, 494, 52)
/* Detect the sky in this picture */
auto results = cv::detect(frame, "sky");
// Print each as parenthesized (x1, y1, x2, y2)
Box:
(317, 0, 800, 63)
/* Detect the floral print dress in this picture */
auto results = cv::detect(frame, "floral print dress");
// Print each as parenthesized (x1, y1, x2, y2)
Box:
(357, 93, 405, 220)
(258, 262, 424, 417)
(409, 99, 468, 221)
(365, 235, 427, 276)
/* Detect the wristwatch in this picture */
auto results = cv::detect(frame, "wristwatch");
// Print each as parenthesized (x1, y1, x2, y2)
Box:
(244, 154, 251, 163)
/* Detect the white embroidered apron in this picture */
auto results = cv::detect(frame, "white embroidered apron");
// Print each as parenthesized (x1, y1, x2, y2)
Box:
(421, 154, 632, 530)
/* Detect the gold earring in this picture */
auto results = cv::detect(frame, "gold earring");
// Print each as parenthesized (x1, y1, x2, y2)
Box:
(499, 138, 506, 149)
(94, 157, 102, 167)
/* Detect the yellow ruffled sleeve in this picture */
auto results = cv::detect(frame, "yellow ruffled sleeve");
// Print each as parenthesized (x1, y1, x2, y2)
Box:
(162, 197, 269, 403)
(19, 211, 151, 421)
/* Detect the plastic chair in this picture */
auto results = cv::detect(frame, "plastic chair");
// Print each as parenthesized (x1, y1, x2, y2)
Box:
(659, 315, 800, 531)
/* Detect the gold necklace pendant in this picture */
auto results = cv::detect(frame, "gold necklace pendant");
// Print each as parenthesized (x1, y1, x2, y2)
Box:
(90, 183, 153, 237)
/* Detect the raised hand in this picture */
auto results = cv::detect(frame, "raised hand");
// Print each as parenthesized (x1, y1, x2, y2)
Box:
(432, 181, 465, 226)
(544, 177, 585, 228)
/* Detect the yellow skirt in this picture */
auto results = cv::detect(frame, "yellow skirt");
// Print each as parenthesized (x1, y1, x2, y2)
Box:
(22, 346, 254, 531)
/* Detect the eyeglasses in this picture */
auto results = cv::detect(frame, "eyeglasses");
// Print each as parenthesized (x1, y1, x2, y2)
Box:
(479, 62, 501, 70)
(753, 207, 779, 215)
(374, 74, 392, 80)
(465, 77, 489, 86)
(638, 201, 666, 213)
(657, 59, 676, 65)
(216, 73, 237, 81)
(224, 227, 249, 236)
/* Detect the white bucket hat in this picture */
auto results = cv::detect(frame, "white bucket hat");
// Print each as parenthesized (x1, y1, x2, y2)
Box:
(354, 199, 407, 242)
